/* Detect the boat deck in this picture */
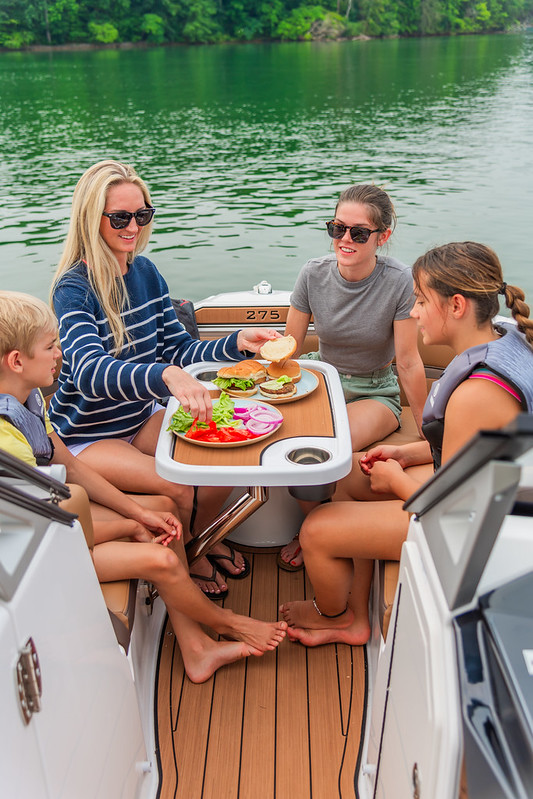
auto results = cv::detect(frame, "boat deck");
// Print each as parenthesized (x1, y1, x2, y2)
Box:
(155, 550, 367, 799)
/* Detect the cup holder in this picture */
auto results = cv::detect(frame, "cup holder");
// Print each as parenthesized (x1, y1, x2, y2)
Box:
(286, 447, 331, 466)
(286, 447, 336, 502)
(195, 370, 219, 382)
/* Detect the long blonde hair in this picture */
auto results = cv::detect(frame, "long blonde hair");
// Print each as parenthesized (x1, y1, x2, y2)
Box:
(50, 160, 154, 352)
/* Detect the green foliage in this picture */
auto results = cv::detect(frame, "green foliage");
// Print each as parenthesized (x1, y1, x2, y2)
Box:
(311, 10, 351, 38)
(182, 0, 222, 42)
(360, 0, 401, 36)
(48, 0, 81, 44)
(0, 28, 34, 48)
(0, 0, 530, 48)
(140, 13, 166, 42)
(276, 5, 326, 40)
(88, 21, 119, 43)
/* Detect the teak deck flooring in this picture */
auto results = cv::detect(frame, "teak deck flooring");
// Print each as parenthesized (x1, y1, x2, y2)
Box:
(154, 551, 367, 799)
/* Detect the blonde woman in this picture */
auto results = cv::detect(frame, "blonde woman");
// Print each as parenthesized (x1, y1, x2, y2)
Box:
(280, 242, 533, 645)
(49, 160, 280, 599)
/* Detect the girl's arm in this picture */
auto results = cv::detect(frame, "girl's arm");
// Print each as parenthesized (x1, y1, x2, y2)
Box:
(393, 317, 427, 435)
(441, 378, 522, 464)
(285, 306, 312, 356)
(360, 439, 432, 472)
(366, 458, 424, 502)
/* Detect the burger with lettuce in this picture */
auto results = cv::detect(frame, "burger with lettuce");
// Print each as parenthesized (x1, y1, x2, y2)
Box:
(213, 360, 266, 398)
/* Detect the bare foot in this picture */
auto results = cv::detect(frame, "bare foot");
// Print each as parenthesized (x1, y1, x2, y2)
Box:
(189, 557, 228, 596)
(218, 613, 287, 652)
(279, 536, 303, 568)
(181, 636, 264, 684)
(286, 616, 371, 647)
(279, 599, 353, 630)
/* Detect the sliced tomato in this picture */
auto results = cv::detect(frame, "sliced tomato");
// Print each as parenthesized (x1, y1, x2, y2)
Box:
(218, 426, 252, 442)
(184, 419, 215, 440)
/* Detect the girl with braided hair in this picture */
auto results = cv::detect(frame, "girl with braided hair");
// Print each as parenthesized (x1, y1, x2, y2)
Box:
(280, 241, 533, 646)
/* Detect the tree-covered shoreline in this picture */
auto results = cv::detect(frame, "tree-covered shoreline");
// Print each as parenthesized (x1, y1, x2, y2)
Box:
(1, 0, 531, 51)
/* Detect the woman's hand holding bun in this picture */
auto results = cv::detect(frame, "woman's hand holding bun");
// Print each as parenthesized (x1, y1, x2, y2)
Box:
(259, 334, 297, 363)
(236, 328, 281, 353)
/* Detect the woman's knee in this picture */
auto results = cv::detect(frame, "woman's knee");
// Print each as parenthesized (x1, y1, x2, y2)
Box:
(299, 508, 327, 550)
(148, 545, 184, 580)
(163, 482, 194, 509)
(154, 494, 181, 516)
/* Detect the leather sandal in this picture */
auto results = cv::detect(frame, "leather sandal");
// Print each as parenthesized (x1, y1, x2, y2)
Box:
(207, 545, 250, 580)
(277, 537, 304, 572)
(189, 562, 228, 601)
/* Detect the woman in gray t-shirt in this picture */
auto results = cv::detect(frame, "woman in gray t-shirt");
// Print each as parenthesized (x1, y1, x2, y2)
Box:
(279, 184, 427, 570)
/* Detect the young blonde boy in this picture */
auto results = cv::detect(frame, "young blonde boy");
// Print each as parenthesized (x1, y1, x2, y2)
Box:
(0, 291, 286, 681)
(0, 290, 181, 542)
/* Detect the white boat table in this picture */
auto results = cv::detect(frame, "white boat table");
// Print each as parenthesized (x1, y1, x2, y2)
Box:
(155, 360, 352, 565)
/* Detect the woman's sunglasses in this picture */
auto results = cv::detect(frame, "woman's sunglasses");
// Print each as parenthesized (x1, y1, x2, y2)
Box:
(102, 206, 156, 230)
(326, 221, 381, 244)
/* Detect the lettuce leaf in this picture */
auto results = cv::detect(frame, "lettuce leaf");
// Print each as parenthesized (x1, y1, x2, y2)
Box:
(167, 406, 207, 433)
(167, 391, 235, 433)
(213, 376, 255, 391)
(212, 392, 235, 427)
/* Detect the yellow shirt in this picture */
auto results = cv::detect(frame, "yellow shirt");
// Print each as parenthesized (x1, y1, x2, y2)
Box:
(0, 390, 53, 467)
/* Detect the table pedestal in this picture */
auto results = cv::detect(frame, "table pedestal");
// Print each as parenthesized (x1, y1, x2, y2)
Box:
(186, 486, 268, 567)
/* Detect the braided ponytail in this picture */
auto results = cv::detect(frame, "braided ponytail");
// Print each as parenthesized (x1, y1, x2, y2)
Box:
(502, 284, 533, 345)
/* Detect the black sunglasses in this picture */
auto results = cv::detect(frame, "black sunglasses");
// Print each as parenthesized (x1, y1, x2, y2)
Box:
(102, 206, 156, 230)
(326, 221, 381, 244)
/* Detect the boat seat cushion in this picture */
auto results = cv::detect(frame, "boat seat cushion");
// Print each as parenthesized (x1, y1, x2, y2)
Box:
(60, 481, 137, 651)
(100, 580, 137, 652)
(378, 560, 399, 641)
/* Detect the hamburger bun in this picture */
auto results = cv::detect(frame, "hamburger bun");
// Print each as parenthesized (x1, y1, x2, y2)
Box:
(259, 335, 297, 363)
(259, 379, 297, 399)
(217, 360, 266, 383)
(213, 360, 265, 397)
(266, 358, 301, 383)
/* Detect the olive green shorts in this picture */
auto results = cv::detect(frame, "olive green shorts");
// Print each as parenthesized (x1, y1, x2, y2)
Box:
(300, 352, 402, 423)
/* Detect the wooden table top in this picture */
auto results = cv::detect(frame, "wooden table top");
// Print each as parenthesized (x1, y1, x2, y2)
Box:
(170, 369, 334, 468)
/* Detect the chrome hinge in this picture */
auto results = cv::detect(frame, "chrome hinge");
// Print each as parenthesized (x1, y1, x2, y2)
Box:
(16, 637, 42, 725)
(412, 762, 421, 799)
(140, 581, 159, 615)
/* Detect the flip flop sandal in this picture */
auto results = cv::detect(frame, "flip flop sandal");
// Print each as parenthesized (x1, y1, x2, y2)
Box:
(189, 562, 228, 601)
(207, 545, 251, 580)
(277, 539, 304, 572)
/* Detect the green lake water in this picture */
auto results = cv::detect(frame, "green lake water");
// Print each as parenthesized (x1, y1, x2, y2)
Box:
(1, 34, 532, 303)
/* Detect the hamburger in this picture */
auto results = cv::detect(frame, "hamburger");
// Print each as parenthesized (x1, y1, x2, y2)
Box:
(259, 335, 297, 363)
(259, 375, 297, 399)
(213, 360, 266, 398)
(266, 358, 301, 384)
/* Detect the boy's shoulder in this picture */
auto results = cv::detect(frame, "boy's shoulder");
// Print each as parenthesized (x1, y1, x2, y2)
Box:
(0, 416, 38, 467)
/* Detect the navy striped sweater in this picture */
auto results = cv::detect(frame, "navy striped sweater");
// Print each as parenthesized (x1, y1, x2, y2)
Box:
(50, 256, 242, 445)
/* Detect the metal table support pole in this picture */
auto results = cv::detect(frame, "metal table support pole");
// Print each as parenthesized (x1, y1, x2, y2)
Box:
(186, 486, 269, 567)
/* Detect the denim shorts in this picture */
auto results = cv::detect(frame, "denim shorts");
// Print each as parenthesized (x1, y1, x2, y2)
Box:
(300, 352, 402, 423)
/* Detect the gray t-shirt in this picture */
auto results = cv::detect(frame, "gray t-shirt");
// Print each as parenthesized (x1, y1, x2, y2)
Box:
(290, 253, 415, 374)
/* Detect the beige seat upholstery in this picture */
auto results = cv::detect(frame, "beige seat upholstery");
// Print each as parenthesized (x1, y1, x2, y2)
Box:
(44, 363, 138, 649)
(60, 481, 137, 651)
